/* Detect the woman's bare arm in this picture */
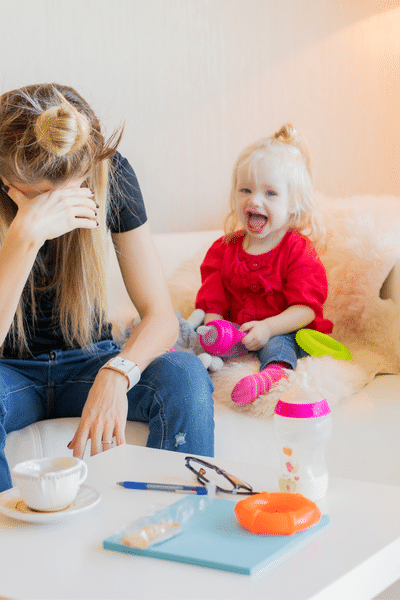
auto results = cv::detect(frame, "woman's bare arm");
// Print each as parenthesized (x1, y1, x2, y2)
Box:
(69, 222, 180, 458)
(112, 222, 179, 370)
(0, 183, 98, 346)
(0, 219, 42, 345)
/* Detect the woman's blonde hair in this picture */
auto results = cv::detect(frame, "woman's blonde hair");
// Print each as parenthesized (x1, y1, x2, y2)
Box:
(225, 123, 324, 245)
(0, 83, 124, 356)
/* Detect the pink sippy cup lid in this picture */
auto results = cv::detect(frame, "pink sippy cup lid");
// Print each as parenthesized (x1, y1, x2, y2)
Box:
(274, 399, 331, 418)
(274, 372, 331, 418)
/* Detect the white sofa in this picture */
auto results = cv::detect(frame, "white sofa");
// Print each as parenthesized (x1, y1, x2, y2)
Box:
(5, 218, 400, 493)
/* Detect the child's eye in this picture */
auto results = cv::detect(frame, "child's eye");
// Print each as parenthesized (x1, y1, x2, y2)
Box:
(266, 190, 277, 197)
(239, 188, 251, 194)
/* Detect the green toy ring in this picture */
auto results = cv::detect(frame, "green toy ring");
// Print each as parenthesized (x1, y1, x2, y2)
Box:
(296, 329, 352, 361)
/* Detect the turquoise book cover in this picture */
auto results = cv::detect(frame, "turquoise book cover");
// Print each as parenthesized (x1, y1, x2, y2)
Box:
(103, 495, 330, 576)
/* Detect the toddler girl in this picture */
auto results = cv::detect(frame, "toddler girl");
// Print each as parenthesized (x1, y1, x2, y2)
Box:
(195, 124, 332, 404)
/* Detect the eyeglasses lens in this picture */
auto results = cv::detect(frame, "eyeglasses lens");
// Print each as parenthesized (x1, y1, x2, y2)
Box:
(186, 458, 253, 494)
(196, 464, 237, 492)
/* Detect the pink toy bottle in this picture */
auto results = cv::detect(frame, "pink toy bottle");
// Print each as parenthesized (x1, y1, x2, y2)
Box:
(197, 320, 247, 356)
(273, 373, 332, 501)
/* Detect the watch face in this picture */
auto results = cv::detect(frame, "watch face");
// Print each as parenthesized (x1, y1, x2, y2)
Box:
(110, 357, 130, 371)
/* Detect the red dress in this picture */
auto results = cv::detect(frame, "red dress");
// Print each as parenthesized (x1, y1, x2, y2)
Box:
(195, 230, 332, 333)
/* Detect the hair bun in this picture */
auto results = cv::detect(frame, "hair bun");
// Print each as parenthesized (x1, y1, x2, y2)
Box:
(274, 123, 297, 144)
(34, 103, 90, 157)
(274, 123, 311, 177)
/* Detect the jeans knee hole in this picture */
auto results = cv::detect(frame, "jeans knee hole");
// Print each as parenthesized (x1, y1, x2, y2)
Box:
(174, 432, 186, 448)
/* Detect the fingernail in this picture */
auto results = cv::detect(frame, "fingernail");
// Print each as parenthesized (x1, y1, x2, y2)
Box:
(1, 185, 9, 193)
(67, 440, 73, 448)
(96, 221, 99, 227)
(96, 203, 99, 209)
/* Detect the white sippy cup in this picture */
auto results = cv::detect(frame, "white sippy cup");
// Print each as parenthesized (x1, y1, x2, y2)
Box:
(273, 372, 332, 501)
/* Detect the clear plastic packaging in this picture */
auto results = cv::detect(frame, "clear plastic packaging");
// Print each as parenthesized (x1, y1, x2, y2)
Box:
(119, 484, 215, 549)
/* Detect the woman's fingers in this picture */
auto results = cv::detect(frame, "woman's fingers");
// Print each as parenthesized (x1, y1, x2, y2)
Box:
(71, 421, 121, 457)
(114, 420, 126, 447)
(72, 218, 99, 231)
(12, 186, 100, 242)
(100, 423, 116, 453)
(69, 424, 89, 459)
(69, 372, 129, 458)
(3, 185, 29, 209)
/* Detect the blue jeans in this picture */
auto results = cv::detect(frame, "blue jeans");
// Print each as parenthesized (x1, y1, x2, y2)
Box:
(257, 332, 309, 371)
(0, 341, 215, 492)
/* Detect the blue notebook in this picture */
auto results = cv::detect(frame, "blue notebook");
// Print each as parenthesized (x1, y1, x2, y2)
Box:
(103, 496, 330, 576)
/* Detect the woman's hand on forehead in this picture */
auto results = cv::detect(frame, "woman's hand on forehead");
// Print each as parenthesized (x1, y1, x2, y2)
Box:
(3, 182, 99, 247)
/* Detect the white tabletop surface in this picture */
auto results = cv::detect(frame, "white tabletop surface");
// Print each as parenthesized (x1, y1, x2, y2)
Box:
(1, 444, 400, 600)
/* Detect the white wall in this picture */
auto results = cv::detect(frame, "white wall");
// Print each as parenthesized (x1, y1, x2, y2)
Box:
(0, 0, 399, 232)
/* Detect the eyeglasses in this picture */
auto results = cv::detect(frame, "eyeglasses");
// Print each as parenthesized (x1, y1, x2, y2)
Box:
(185, 456, 255, 495)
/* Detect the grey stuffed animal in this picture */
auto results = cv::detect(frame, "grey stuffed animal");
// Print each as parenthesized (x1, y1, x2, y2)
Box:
(174, 309, 224, 372)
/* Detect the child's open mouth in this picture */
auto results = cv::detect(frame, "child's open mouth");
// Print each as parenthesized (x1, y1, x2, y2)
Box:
(246, 211, 268, 234)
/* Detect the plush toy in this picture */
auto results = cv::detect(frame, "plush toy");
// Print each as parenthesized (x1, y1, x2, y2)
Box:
(175, 313, 256, 372)
(128, 309, 225, 372)
(174, 310, 224, 372)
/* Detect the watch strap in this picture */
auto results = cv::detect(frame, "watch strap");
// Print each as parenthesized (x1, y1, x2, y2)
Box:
(126, 363, 141, 390)
(100, 358, 141, 391)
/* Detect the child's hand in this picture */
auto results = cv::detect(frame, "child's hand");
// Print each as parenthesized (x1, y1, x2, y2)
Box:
(239, 320, 272, 351)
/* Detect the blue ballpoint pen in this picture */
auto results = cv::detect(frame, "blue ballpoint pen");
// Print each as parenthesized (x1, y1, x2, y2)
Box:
(117, 481, 208, 495)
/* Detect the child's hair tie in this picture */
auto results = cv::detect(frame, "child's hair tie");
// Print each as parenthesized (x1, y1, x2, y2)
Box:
(274, 123, 295, 143)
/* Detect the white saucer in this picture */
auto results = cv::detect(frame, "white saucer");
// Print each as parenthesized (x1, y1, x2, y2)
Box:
(0, 484, 101, 523)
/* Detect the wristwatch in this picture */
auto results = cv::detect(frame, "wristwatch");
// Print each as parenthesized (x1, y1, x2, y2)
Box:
(100, 357, 141, 391)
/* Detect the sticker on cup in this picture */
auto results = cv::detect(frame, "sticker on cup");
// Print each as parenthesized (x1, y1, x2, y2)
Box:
(12, 456, 88, 512)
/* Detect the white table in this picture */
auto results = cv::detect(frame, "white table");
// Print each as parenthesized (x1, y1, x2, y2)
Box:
(1, 444, 400, 600)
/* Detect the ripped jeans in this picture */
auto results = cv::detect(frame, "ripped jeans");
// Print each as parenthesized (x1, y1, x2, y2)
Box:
(0, 341, 215, 492)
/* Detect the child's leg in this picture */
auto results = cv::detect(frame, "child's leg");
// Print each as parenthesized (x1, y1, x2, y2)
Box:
(231, 334, 298, 405)
(231, 363, 289, 405)
(257, 333, 299, 371)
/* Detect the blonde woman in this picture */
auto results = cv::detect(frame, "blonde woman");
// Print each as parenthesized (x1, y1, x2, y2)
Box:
(0, 83, 214, 492)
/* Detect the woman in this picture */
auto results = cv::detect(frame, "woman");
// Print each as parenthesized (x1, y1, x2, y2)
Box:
(0, 83, 214, 492)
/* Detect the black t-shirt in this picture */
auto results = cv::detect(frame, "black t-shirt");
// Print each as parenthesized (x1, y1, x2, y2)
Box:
(2, 152, 147, 358)
(107, 152, 147, 233)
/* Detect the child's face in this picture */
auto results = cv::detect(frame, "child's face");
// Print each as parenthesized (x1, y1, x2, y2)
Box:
(234, 159, 293, 250)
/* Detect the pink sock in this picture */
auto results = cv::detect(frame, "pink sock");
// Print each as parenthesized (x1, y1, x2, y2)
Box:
(231, 364, 289, 405)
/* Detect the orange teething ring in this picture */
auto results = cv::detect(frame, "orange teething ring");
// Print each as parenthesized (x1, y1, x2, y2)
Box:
(234, 492, 321, 535)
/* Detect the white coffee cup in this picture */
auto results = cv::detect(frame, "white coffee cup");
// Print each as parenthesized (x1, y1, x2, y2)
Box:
(12, 456, 88, 512)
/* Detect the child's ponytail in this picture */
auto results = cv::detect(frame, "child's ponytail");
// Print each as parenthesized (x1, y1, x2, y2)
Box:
(272, 123, 324, 247)
(274, 123, 312, 181)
